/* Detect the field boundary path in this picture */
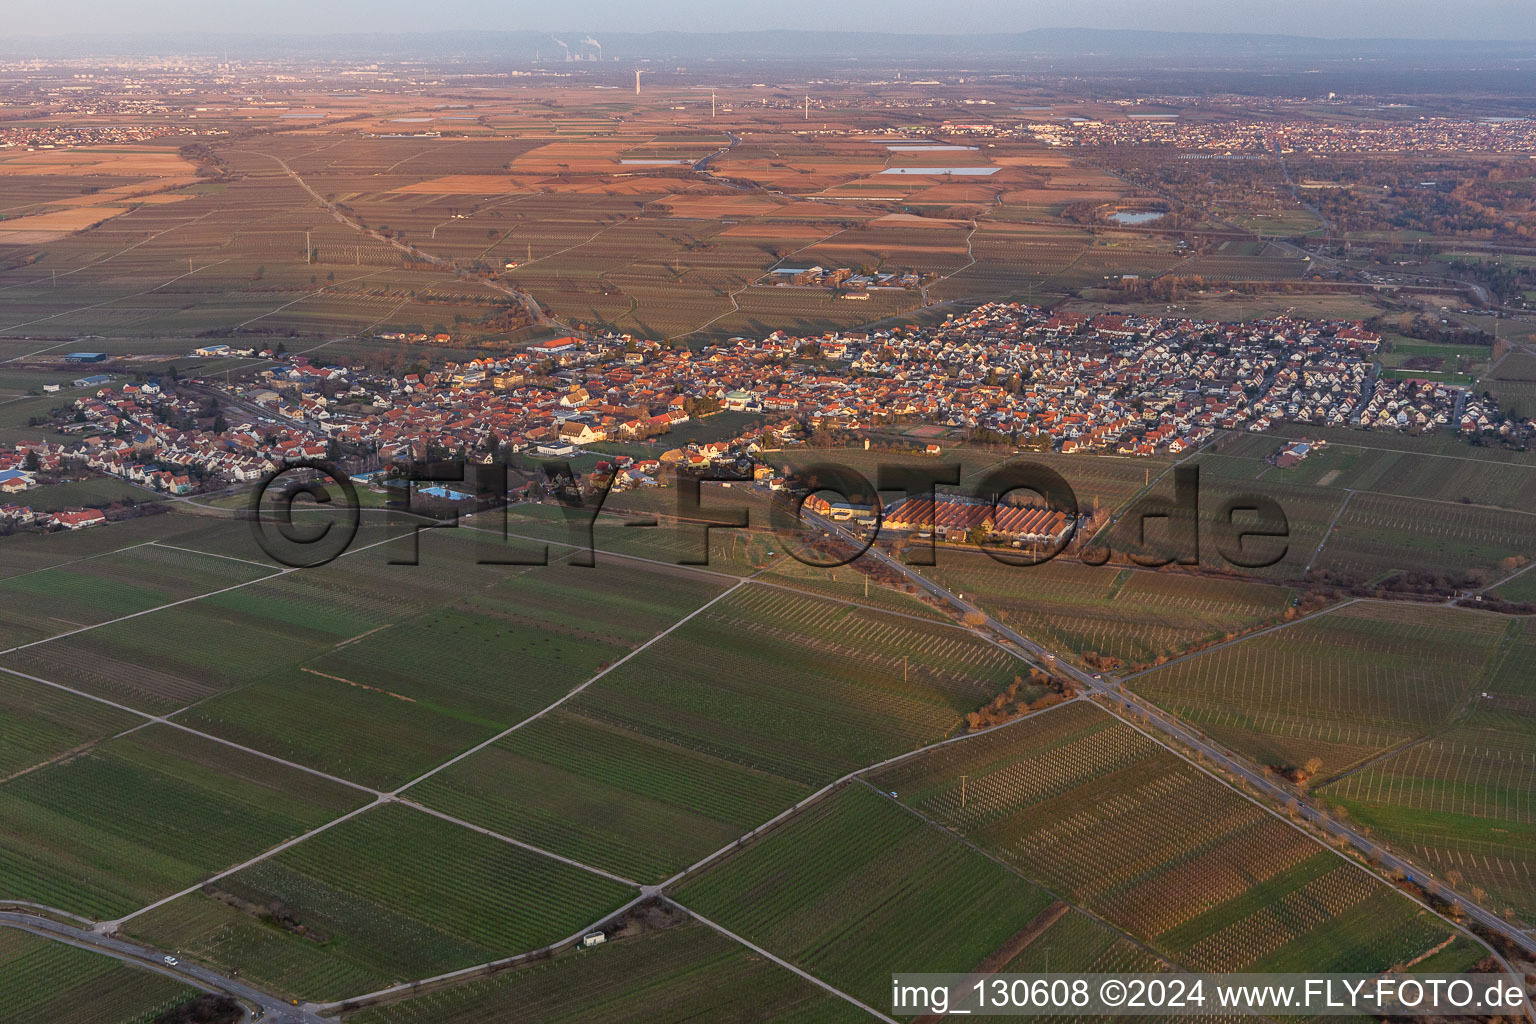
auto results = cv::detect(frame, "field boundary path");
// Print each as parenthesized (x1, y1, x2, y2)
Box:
(1305, 488, 1354, 574)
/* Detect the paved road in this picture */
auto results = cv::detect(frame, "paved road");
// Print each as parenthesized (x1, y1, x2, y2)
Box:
(0, 910, 325, 1023)
(1270, 136, 1333, 237)
(804, 509, 1536, 961)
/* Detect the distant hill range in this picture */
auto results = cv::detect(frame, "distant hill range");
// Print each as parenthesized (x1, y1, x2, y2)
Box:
(10, 28, 1536, 63)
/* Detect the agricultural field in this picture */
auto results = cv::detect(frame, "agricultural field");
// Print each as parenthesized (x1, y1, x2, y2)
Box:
(172, 546, 728, 790)
(0, 927, 199, 1024)
(867, 701, 1459, 972)
(0, 540, 277, 651)
(0, 725, 367, 919)
(0, 672, 141, 780)
(0, 512, 241, 578)
(1312, 492, 1536, 584)
(6, 69, 1536, 1022)
(343, 920, 869, 1024)
(671, 783, 1057, 1009)
(124, 801, 635, 1003)
(405, 707, 811, 884)
(0, 529, 419, 713)
(1124, 602, 1513, 773)
(996, 907, 1165, 975)
(929, 551, 1295, 668)
(1492, 566, 1536, 603)
(566, 584, 1027, 786)
(1378, 337, 1489, 386)
(1318, 616, 1536, 926)
(754, 558, 948, 619)
(4, 478, 163, 514)
(0, 518, 722, 728)
(487, 501, 776, 575)
(0, 89, 1316, 349)
(1201, 430, 1536, 512)
(1061, 291, 1387, 325)
(1138, 461, 1349, 582)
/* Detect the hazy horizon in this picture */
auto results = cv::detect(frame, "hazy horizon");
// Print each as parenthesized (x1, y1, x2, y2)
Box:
(9, 0, 1536, 42)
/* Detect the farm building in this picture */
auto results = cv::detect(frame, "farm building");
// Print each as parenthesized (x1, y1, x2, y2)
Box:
(884, 493, 1072, 545)
(51, 508, 107, 529)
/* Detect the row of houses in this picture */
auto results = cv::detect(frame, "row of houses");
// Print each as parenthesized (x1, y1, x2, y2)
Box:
(0, 505, 106, 530)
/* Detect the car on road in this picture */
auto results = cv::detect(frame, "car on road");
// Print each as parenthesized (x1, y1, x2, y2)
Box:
(163, 955, 179, 966)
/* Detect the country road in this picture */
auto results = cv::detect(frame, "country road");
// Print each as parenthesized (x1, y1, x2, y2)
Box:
(254, 151, 552, 327)
(802, 506, 1536, 963)
(0, 909, 325, 1023)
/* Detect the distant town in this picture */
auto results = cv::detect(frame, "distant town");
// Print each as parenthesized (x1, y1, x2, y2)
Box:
(1, 302, 1524, 533)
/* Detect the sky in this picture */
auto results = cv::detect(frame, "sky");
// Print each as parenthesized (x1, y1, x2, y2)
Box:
(9, 0, 1536, 39)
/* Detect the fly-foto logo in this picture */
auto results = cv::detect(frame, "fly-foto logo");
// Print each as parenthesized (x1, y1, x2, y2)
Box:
(247, 459, 1289, 571)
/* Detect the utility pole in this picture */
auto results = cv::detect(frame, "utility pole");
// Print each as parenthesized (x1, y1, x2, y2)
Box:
(711, 90, 716, 117)
(635, 69, 644, 95)
(960, 775, 968, 808)
(804, 95, 809, 120)
(306, 230, 311, 264)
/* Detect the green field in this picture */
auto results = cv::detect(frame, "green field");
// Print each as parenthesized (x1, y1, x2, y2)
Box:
(0, 541, 276, 651)
(1314, 492, 1536, 584)
(0, 927, 199, 1024)
(754, 557, 949, 619)
(1203, 429, 1536, 513)
(1318, 616, 1536, 926)
(406, 708, 810, 884)
(0, 725, 367, 919)
(1, 525, 722, 733)
(343, 920, 868, 1024)
(0, 527, 416, 712)
(1492, 566, 1536, 603)
(125, 802, 635, 1003)
(929, 551, 1295, 668)
(1091, 457, 1348, 582)
(568, 584, 1025, 786)
(10, 478, 163, 514)
(867, 702, 1457, 972)
(0, 672, 141, 780)
(172, 553, 727, 790)
(672, 783, 1056, 1008)
(1125, 602, 1513, 772)
(998, 907, 1165, 974)
(487, 501, 776, 575)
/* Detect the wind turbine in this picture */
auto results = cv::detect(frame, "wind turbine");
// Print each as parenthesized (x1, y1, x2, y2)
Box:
(635, 69, 646, 95)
